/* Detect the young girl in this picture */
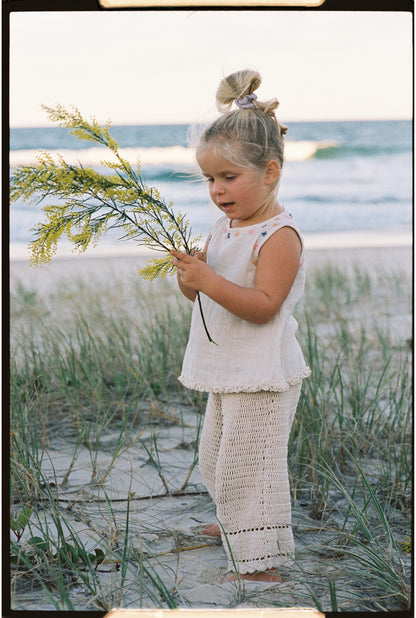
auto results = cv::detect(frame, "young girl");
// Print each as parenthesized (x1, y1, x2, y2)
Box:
(171, 69, 311, 584)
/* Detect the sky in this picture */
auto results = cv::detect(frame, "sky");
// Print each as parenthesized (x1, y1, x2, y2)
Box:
(9, 10, 413, 127)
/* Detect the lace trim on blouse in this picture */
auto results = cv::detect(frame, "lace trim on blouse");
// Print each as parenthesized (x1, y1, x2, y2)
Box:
(179, 366, 311, 394)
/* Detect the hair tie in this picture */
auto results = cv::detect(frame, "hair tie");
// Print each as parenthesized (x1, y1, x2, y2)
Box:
(235, 93, 257, 109)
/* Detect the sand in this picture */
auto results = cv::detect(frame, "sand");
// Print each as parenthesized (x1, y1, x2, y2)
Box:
(9, 244, 412, 294)
(9, 244, 412, 612)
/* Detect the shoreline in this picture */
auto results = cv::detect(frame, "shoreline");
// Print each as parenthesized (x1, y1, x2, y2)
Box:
(8, 229, 413, 262)
(9, 244, 412, 298)
(10, 243, 412, 268)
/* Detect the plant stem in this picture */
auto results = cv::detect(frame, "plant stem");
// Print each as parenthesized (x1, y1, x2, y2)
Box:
(196, 292, 217, 345)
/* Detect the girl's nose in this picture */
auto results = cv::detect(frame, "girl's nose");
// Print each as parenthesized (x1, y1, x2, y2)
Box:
(211, 180, 224, 195)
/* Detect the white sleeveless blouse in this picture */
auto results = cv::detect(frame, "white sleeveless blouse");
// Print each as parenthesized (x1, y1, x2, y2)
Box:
(178, 210, 311, 393)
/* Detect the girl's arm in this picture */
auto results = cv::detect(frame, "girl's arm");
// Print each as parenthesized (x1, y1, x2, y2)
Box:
(171, 226, 301, 324)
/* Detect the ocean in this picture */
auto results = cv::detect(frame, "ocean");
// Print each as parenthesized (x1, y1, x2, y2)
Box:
(9, 120, 413, 259)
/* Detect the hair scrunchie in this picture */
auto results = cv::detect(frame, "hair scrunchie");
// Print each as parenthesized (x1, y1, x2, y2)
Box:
(235, 93, 257, 109)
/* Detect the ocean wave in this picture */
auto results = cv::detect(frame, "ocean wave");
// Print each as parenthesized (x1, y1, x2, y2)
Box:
(11, 137, 409, 170)
(9, 139, 340, 169)
(8, 146, 193, 168)
(314, 143, 411, 159)
(285, 139, 339, 161)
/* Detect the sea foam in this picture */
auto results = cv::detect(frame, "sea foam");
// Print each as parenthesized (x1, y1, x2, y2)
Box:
(9, 140, 338, 168)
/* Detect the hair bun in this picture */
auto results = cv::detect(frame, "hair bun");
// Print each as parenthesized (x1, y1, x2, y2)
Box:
(215, 70, 262, 113)
(197, 69, 287, 179)
(215, 70, 285, 133)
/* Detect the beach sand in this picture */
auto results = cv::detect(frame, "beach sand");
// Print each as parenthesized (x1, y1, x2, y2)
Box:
(10, 244, 412, 294)
(9, 244, 412, 612)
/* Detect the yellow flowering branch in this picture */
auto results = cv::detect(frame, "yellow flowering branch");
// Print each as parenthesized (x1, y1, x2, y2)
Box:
(10, 105, 215, 343)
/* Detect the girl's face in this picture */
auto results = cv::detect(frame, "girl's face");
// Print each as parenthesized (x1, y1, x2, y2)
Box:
(197, 142, 280, 227)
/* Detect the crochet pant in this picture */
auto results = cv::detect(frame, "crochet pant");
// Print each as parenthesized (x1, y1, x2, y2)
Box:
(198, 384, 301, 574)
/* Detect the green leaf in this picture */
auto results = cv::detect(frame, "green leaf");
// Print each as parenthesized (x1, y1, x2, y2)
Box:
(61, 543, 79, 563)
(93, 548, 105, 565)
(78, 547, 89, 564)
(10, 507, 32, 532)
(18, 507, 33, 527)
(28, 536, 49, 553)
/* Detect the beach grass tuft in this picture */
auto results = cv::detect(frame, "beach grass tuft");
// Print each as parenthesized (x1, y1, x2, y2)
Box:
(9, 258, 411, 611)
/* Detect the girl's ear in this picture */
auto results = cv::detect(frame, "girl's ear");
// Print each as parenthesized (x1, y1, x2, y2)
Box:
(264, 160, 281, 185)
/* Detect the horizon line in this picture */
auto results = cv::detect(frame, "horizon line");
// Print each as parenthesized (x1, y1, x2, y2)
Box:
(10, 116, 413, 130)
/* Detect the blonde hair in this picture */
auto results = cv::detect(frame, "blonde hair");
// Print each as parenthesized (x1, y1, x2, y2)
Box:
(197, 70, 287, 178)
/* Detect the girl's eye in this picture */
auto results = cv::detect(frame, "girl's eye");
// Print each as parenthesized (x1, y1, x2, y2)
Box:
(204, 175, 235, 183)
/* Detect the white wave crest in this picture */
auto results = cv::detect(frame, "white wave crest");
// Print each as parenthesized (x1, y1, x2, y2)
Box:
(9, 140, 339, 168)
(9, 145, 194, 168)
(285, 139, 338, 161)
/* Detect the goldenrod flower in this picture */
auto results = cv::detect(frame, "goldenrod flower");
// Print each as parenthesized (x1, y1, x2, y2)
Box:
(10, 105, 214, 342)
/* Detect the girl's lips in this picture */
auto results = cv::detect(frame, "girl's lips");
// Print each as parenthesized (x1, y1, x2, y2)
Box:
(219, 202, 234, 210)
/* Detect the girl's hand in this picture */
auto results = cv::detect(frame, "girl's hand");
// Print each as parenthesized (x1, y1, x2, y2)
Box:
(172, 227, 301, 323)
(170, 249, 214, 292)
(190, 248, 207, 262)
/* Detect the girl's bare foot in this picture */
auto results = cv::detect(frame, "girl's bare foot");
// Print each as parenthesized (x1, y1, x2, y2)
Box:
(220, 569, 282, 583)
(198, 523, 221, 537)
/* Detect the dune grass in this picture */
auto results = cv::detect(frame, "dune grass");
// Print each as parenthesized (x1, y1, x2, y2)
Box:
(9, 259, 412, 611)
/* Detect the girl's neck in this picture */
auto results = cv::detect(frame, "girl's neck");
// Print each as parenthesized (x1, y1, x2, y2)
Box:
(230, 200, 284, 228)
